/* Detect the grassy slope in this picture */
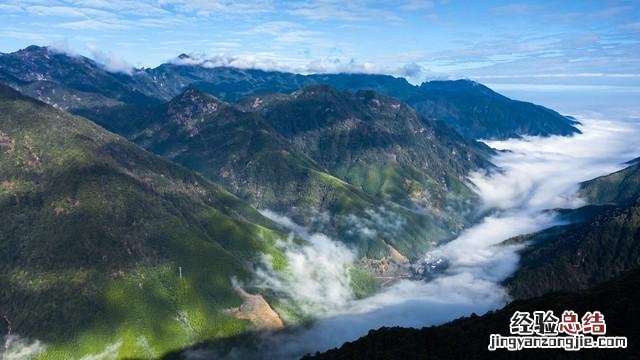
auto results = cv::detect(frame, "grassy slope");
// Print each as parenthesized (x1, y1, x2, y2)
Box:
(0, 84, 288, 358)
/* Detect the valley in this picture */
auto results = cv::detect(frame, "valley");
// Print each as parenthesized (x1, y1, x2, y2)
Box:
(164, 117, 640, 359)
(0, 44, 638, 360)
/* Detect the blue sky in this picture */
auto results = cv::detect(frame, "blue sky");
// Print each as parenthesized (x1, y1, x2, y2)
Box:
(1, 0, 639, 91)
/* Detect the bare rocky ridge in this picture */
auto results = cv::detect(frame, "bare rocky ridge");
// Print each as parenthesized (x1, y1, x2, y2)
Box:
(227, 288, 285, 331)
(360, 243, 412, 285)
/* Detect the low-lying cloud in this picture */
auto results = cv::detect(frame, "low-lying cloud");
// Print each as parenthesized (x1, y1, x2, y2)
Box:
(194, 116, 640, 359)
(87, 44, 135, 74)
(2, 336, 46, 360)
(254, 211, 357, 316)
(170, 53, 431, 83)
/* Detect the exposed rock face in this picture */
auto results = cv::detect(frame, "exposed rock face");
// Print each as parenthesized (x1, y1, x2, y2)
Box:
(386, 243, 409, 264)
(166, 88, 224, 136)
(228, 288, 284, 331)
(359, 243, 412, 285)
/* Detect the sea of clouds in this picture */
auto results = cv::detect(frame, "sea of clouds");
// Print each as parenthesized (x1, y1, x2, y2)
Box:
(5, 117, 639, 360)
(184, 116, 640, 359)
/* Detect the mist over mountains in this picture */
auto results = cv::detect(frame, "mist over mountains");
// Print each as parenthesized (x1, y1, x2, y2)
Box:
(167, 118, 640, 359)
(1, 44, 639, 360)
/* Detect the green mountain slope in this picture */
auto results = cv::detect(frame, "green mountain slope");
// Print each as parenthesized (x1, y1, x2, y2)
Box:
(0, 83, 288, 358)
(240, 85, 492, 217)
(308, 268, 640, 359)
(504, 200, 640, 300)
(127, 87, 468, 258)
(579, 159, 640, 207)
(504, 160, 640, 299)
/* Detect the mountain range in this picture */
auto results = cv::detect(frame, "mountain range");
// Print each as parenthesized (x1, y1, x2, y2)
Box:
(0, 51, 496, 357)
(1, 45, 506, 260)
(0, 44, 634, 360)
(0, 46, 580, 140)
(135, 85, 496, 257)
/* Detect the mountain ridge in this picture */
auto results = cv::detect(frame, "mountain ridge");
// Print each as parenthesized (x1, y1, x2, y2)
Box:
(503, 159, 640, 299)
(121, 85, 490, 258)
(0, 45, 580, 140)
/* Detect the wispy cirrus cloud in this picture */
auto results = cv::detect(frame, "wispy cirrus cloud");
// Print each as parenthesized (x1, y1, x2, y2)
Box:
(399, 0, 434, 11)
(160, 0, 274, 16)
(56, 19, 130, 30)
(25, 5, 107, 17)
(241, 21, 323, 44)
(490, 3, 536, 15)
(0, 0, 638, 92)
(286, 0, 403, 22)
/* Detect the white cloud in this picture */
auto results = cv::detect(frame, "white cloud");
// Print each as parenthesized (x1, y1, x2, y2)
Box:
(78, 340, 122, 360)
(256, 210, 357, 316)
(87, 44, 135, 74)
(168, 51, 435, 84)
(160, 0, 274, 16)
(287, 0, 402, 22)
(399, 0, 434, 11)
(25, 4, 115, 18)
(475, 119, 640, 209)
(170, 53, 295, 73)
(254, 234, 357, 316)
(491, 3, 535, 15)
(48, 39, 78, 55)
(2, 336, 46, 360)
(241, 21, 323, 44)
(71, 0, 171, 17)
(56, 19, 130, 30)
(196, 115, 640, 359)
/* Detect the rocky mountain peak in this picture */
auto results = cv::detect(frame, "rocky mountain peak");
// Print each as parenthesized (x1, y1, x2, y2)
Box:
(166, 87, 229, 135)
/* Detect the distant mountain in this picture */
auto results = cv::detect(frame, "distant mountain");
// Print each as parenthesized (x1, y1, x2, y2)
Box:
(0, 45, 157, 109)
(0, 83, 290, 358)
(140, 61, 308, 101)
(239, 85, 492, 214)
(307, 268, 640, 359)
(148, 67, 581, 140)
(121, 86, 492, 258)
(410, 80, 581, 139)
(0, 46, 580, 140)
(0, 45, 504, 277)
(504, 160, 640, 299)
